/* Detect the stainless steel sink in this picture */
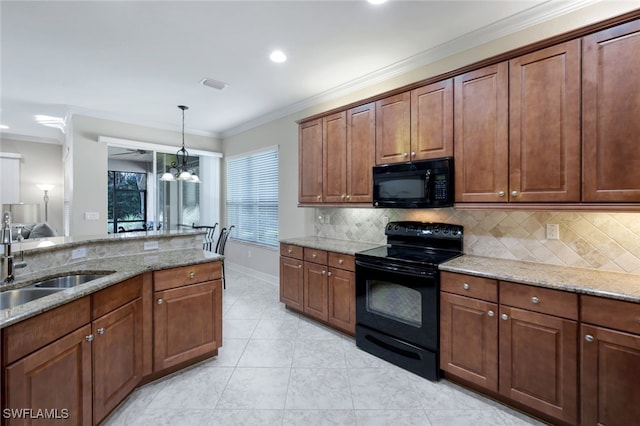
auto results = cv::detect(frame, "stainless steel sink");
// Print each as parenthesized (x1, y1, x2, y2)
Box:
(0, 288, 63, 310)
(32, 273, 111, 289)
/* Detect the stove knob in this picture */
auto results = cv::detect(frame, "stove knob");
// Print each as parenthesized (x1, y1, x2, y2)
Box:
(442, 227, 449, 234)
(433, 225, 440, 233)
(394, 225, 400, 231)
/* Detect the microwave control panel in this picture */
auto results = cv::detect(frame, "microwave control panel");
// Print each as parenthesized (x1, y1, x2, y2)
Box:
(433, 174, 448, 200)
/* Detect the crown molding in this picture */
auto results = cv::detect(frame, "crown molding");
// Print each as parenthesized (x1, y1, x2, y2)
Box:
(0, 131, 63, 145)
(221, 0, 599, 138)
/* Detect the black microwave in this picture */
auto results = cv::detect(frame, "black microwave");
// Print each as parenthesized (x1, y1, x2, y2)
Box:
(372, 157, 454, 208)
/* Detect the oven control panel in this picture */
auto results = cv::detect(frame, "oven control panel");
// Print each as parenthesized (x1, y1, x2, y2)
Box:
(385, 221, 463, 240)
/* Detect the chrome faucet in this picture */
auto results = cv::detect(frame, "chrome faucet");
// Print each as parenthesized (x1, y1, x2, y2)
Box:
(2, 211, 26, 283)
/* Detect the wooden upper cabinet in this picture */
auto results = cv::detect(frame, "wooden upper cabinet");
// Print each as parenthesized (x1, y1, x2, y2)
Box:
(375, 92, 411, 164)
(509, 40, 581, 202)
(299, 118, 323, 203)
(411, 79, 454, 160)
(454, 63, 509, 202)
(583, 20, 640, 202)
(322, 111, 348, 203)
(346, 102, 375, 202)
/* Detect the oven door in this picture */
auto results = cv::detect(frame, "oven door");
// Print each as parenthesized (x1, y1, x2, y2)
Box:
(355, 258, 439, 350)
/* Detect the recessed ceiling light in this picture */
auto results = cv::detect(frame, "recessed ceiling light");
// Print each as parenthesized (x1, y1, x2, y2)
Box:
(200, 78, 228, 91)
(0, 124, 8, 130)
(368, 0, 387, 4)
(270, 50, 287, 63)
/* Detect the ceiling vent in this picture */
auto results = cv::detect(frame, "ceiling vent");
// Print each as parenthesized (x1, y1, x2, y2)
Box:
(200, 78, 228, 91)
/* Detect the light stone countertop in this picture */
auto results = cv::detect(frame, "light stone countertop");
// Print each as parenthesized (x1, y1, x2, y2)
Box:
(440, 255, 640, 303)
(1, 249, 222, 329)
(280, 236, 380, 256)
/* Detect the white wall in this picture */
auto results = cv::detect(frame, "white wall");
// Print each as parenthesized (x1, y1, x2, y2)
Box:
(0, 138, 63, 233)
(220, 1, 640, 276)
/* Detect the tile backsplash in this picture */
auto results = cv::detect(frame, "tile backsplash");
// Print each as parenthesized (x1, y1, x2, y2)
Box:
(314, 207, 640, 274)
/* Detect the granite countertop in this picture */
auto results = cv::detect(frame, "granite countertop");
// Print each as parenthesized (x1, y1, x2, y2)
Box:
(280, 236, 380, 255)
(1, 249, 223, 328)
(441, 255, 640, 303)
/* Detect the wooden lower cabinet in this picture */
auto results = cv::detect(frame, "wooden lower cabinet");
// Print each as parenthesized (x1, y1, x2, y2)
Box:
(280, 245, 356, 335)
(92, 298, 143, 424)
(440, 292, 498, 391)
(153, 280, 222, 371)
(327, 267, 356, 335)
(5, 325, 93, 425)
(499, 306, 578, 425)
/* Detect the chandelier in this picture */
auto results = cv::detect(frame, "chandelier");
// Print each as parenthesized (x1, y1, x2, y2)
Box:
(160, 105, 201, 183)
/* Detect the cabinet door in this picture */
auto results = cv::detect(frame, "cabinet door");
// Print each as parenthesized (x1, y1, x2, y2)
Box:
(411, 79, 453, 160)
(323, 111, 347, 203)
(4, 325, 93, 426)
(375, 92, 411, 164)
(454, 63, 509, 202)
(92, 299, 143, 424)
(499, 306, 578, 424)
(509, 40, 581, 202)
(154, 280, 222, 371)
(581, 324, 640, 426)
(347, 102, 375, 203)
(440, 292, 498, 392)
(280, 255, 304, 311)
(328, 268, 355, 335)
(303, 262, 329, 322)
(299, 118, 323, 203)
(583, 20, 640, 202)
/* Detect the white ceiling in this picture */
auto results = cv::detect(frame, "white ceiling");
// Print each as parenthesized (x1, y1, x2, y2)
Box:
(0, 0, 609, 142)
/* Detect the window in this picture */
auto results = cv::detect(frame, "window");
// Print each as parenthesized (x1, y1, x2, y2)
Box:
(226, 147, 278, 247)
(108, 171, 147, 233)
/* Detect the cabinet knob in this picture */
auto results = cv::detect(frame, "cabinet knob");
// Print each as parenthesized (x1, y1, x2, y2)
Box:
(338, 259, 344, 265)
(287, 248, 292, 254)
(312, 253, 317, 258)
(411, 152, 416, 157)
(85, 334, 94, 342)
(463, 283, 470, 290)
(97, 327, 105, 335)
(345, 195, 350, 200)
(189, 272, 196, 279)
(298, 264, 302, 269)
(327, 271, 332, 277)
(501, 313, 509, 321)
(585, 334, 595, 343)
(157, 298, 164, 305)
(341, 194, 346, 200)
(403, 152, 408, 157)
(498, 191, 505, 197)
(321, 270, 326, 275)
(531, 296, 540, 304)
(511, 190, 518, 197)
(316, 195, 322, 201)
(487, 310, 495, 317)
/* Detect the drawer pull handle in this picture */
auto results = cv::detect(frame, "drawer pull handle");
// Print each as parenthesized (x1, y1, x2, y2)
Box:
(487, 310, 495, 317)
(585, 334, 595, 343)
(97, 327, 105, 335)
(463, 283, 470, 290)
(501, 313, 509, 321)
(189, 272, 196, 279)
(531, 296, 540, 304)
(85, 334, 94, 342)
(338, 259, 344, 265)
(157, 298, 164, 305)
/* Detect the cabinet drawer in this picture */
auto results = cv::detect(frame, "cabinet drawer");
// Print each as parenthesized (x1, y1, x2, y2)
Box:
(441, 272, 498, 303)
(500, 281, 578, 320)
(154, 262, 222, 291)
(2, 297, 91, 365)
(582, 295, 640, 334)
(280, 243, 303, 260)
(92, 275, 142, 319)
(304, 248, 328, 264)
(328, 252, 355, 271)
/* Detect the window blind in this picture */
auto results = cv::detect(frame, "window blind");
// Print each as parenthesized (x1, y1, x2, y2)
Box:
(226, 147, 279, 247)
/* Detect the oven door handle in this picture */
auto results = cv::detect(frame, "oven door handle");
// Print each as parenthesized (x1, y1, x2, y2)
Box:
(355, 259, 438, 278)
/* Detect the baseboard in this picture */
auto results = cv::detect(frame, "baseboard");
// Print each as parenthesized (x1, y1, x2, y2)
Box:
(225, 262, 279, 286)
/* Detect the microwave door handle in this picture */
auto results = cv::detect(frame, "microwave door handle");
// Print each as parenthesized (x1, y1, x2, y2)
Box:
(425, 169, 432, 203)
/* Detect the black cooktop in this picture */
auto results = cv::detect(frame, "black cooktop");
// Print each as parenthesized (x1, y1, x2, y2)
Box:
(355, 221, 464, 267)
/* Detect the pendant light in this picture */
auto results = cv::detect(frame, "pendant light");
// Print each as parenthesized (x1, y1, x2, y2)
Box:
(160, 105, 200, 183)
